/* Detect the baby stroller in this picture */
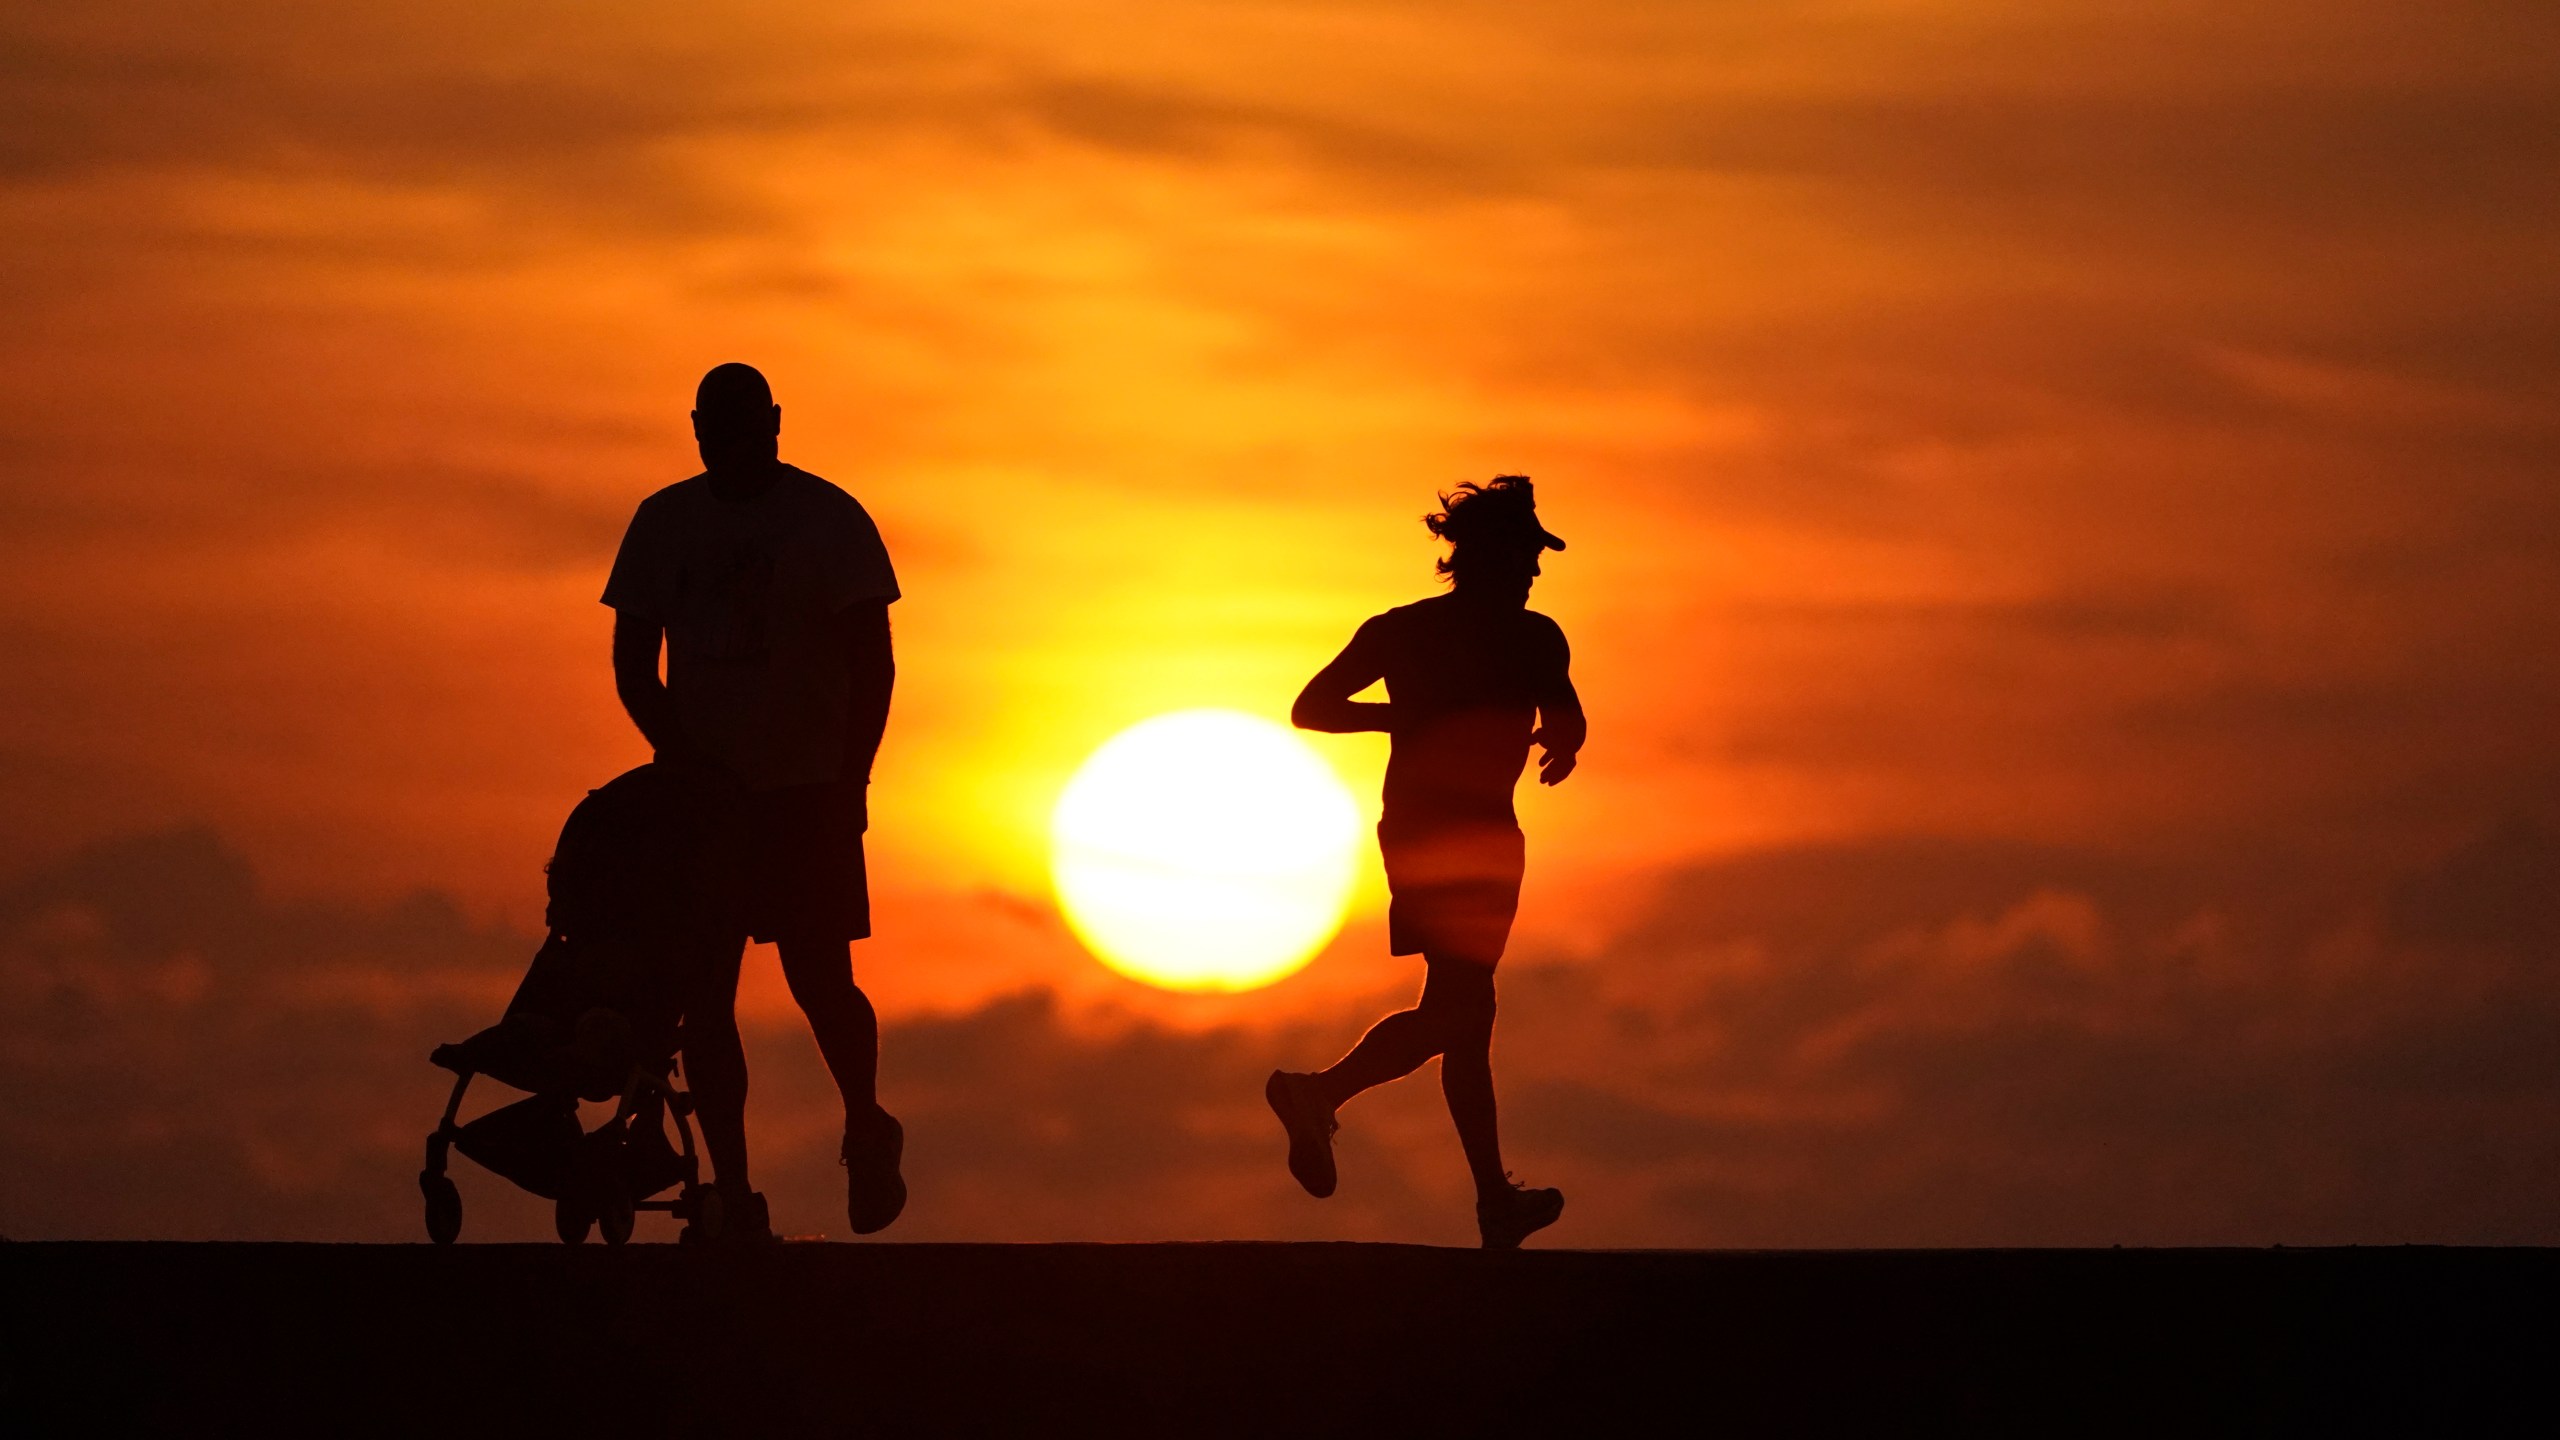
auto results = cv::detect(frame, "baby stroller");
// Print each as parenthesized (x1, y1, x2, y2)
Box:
(419, 762, 745, 1245)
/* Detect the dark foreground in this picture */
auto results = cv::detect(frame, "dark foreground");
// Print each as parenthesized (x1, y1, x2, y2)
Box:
(4, 1243, 2552, 1435)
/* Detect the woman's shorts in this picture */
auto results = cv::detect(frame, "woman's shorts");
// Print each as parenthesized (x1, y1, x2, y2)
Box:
(1379, 819, 1525, 969)
(744, 782, 871, 945)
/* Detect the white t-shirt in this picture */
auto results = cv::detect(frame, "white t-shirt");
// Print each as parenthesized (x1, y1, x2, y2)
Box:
(601, 466, 899, 793)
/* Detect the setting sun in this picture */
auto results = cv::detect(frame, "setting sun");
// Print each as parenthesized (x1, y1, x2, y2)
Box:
(1050, 710, 1363, 992)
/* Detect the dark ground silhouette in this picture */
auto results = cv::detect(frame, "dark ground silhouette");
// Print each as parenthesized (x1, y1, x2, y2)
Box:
(4, 1243, 2552, 1434)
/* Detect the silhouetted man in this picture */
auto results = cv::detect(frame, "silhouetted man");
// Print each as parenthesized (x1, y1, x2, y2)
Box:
(1267, 475, 1585, 1248)
(603, 363, 906, 1240)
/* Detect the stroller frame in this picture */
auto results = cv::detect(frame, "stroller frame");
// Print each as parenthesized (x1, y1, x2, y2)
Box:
(418, 761, 746, 1247)
(419, 1051, 720, 1246)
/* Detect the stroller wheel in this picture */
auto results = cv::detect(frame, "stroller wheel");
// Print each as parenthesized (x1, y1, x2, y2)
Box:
(565, 1123, 632, 1245)
(420, 1171, 462, 1245)
(598, 1185, 636, 1247)
(554, 1195, 593, 1245)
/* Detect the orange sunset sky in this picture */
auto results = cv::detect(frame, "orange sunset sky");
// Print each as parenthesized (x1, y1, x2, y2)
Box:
(5, 1, 2558, 1245)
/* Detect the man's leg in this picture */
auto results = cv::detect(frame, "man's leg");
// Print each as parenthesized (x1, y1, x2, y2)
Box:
(1310, 1011, 1440, 1114)
(1425, 959, 1508, 1199)
(1307, 961, 1485, 1112)
(776, 936, 904, 1234)
(774, 937, 878, 1113)
(1269, 961, 1484, 1200)
(1429, 956, 1561, 1249)
(679, 941, 751, 1195)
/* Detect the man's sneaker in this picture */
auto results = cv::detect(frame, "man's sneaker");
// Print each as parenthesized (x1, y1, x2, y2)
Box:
(683, 1187, 776, 1246)
(841, 1107, 907, 1235)
(1265, 1070, 1339, 1198)
(1476, 1178, 1564, 1250)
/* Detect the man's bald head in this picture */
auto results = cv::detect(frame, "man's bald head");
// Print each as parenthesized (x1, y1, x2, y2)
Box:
(696, 362, 772, 415)
(691, 362, 781, 470)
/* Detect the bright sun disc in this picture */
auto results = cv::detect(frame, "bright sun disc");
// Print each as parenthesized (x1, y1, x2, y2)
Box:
(1051, 709, 1363, 992)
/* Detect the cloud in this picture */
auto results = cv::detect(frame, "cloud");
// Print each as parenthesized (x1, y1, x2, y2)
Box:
(0, 829, 526, 1240)
(16, 2, 2557, 253)
(5, 1, 2558, 859)
(2389, 815, 2560, 953)
(8, 821, 2560, 1245)
(1496, 828, 2560, 1245)
(0, 3, 1465, 238)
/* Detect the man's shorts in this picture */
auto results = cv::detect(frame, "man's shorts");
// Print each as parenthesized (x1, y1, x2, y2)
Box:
(744, 782, 871, 945)
(1379, 818, 1525, 969)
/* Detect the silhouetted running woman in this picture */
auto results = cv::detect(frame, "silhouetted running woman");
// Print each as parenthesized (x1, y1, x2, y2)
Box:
(1267, 475, 1585, 1248)
(603, 363, 907, 1241)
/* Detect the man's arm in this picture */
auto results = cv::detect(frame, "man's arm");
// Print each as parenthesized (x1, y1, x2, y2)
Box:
(843, 601, 894, 805)
(1531, 625, 1584, 786)
(1292, 621, 1392, 734)
(611, 612, 690, 759)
